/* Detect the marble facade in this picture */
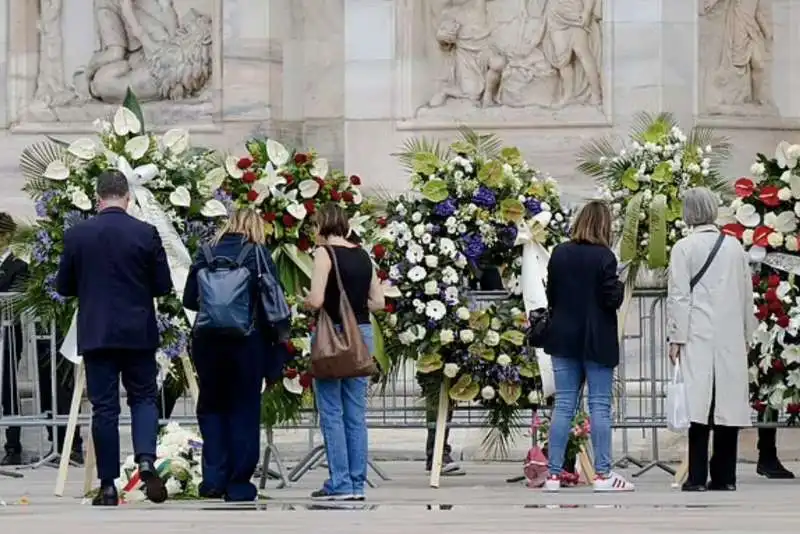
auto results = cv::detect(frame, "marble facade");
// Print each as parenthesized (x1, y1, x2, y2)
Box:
(1, 0, 800, 216)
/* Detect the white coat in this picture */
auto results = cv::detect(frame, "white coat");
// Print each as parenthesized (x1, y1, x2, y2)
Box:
(666, 224, 756, 427)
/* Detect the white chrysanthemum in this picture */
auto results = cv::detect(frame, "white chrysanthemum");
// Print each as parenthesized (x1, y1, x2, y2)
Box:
(426, 300, 447, 321)
(406, 244, 424, 264)
(407, 265, 427, 282)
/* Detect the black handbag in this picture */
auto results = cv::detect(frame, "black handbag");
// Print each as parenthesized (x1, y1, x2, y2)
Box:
(255, 246, 292, 339)
(527, 307, 550, 348)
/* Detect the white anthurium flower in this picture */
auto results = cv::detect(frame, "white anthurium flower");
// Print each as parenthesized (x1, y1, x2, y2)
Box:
(311, 157, 329, 179)
(789, 175, 800, 199)
(112, 106, 142, 136)
(735, 203, 760, 227)
(169, 186, 191, 208)
(43, 159, 70, 180)
(67, 138, 97, 160)
(299, 178, 320, 199)
(201, 199, 228, 218)
(769, 385, 787, 409)
(777, 281, 793, 300)
(225, 155, 244, 179)
(352, 188, 363, 205)
(775, 141, 800, 170)
(715, 205, 736, 225)
(70, 190, 92, 211)
(782, 345, 800, 365)
(262, 163, 288, 196)
(348, 213, 370, 236)
(162, 129, 190, 155)
(283, 376, 303, 395)
(788, 369, 800, 390)
(532, 210, 552, 228)
(266, 139, 290, 167)
(764, 211, 797, 233)
(199, 167, 227, 195)
(286, 202, 307, 221)
(125, 135, 150, 161)
(381, 281, 402, 298)
(781, 170, 794, 183)
(116, 156, 159, 185)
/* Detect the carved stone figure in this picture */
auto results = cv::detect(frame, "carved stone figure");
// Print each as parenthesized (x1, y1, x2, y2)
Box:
(79, 0, 213, 103)
(701, 0, 774, 113)
(34, 0, 73, 106)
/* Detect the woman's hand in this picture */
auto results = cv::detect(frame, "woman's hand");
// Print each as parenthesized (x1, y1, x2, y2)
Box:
(668, 343, 681, 365)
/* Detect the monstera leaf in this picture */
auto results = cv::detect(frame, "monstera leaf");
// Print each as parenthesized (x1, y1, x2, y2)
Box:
(448, 374, 480, 402)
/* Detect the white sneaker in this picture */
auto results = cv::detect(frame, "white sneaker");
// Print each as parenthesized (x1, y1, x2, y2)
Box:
(543, 475, 561, 493)
(593, 472, 635, 492)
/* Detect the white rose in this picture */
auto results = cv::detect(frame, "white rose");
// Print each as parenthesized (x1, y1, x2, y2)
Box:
(443, 363, 460, 378)
(768, 231, 785, 248)
(779, 188, 792, 201)
(413, 224, 426, 238)
(424, 280, 438, 295)
(497, 354, 511, 367)
(459, 329, 475, 343)
(440, 329, 455, 345)
(485, 331, 500, 347)
(425, 255, 439, 268)
(481, 386, 496, 400)
(742, 229, 754, 246)
(456, 307, 471, 320)
(412, 212, 423, 223)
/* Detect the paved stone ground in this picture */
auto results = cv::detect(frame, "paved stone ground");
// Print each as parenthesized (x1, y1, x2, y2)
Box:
(1, 461, 800, 533)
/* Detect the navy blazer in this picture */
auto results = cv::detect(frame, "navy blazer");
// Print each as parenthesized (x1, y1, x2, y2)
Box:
(55, 207, 172, 353)
(544, 241, 624, 368)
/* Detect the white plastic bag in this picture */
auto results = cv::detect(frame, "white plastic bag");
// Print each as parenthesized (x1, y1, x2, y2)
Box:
(666, 362, 690, 432)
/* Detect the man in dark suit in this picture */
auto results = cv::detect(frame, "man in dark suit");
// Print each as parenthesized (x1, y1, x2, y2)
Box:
(56, 171, 171, 506)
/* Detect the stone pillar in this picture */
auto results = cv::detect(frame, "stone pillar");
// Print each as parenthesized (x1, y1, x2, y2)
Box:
(0, 0, 8, 128)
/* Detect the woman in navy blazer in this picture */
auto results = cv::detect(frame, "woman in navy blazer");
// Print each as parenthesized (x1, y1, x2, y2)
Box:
(542, 200, 633, 493)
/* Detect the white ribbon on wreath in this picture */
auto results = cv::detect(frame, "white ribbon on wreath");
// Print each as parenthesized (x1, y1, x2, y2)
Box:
(515, 220, 556, 399)
(61, 156, 196, 364)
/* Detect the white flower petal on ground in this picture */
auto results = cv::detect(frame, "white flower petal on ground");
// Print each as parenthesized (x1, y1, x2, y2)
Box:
(225, 155, 244, 179)
(113, 106, 142, 136)
(125, 135, 150, 161)
(67, 138, 97, 160)
(169, 186, 191, 207)
(299, 179, 320, 199)
(201, 199, 229, 217)
(266, 139, 290, 167)
(43, 160, 70, 180)
(735, 204, 760, 227)
(286, 202, 307, 221)
(70, 190, 92, 211)
(311, 157, 329, 179)
(283, 376, 303, 395)
(162, 129, 190, 155)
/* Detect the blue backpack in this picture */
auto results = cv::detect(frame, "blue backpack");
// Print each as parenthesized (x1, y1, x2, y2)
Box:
(195, 243, 255, 337)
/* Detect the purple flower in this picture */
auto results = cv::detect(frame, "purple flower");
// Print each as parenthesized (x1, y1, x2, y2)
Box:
(213, 189, 234, 213)
(156, 314, 171, 335)
(35, 191, 58, 218)
(433, 198, 457, 218)
(32, 230, 54, 264)
(44, 274, 65, 304)
(500, 224, 518, 246)
(183, 220, 217, 246)
(63, 211, 86, 230)
(463, 234, 486, 261)
(161, 331, 188, 360)
(472, 186, 496, 209)
(524, 198, 542, 215)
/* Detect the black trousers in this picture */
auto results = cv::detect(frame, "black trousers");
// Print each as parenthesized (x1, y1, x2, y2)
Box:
(687, 388, 739, 486)
(757, 409, 779, 462)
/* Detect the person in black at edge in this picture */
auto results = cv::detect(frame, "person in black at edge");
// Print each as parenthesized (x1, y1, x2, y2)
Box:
(757, 414, 795, 479)
(0, 212, 83, 466)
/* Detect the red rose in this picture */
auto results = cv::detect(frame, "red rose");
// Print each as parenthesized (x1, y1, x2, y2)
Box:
(773, 359, 786, 372)
(242, 171, 257, 184)
(777, 315, 791, 329)
(760, 185, 781, 208)
(299, 373, 313, 389)
(282, 213, 296, 227)
(769, 299, 785, 313)
(734, 178, 755, 198)
(294, 153, 309, 165)
(788, 403, 800, 415)
(343, 191, 354, 203)
(377, 217, 387, 227)
(304, 200, 316, 214)
(283, 173, 295, 186)
(722, 223, 745, 240)
(286, 341, 297, 355)
(384, 302, 396, 313)
(765, 288, 779, 302)
(262, 211, 277, 222)
(284, 367, 298, 379)
(237, 157, 253, 169)
(753, 400, 767, 412)
(756, 304, 769, 321)
(753, 226, 773, 247)
(768, 274, 781, 288)
(349, 175, 362, 186)
(377, 270, 389, 281)
(246, 190, 259, 202)
(752, 274, 761, 288)
(330, 190, 342, 201)
(297, 237, 311, 251)
(372, 244, 386, 260)
(314, 177, 325, 189)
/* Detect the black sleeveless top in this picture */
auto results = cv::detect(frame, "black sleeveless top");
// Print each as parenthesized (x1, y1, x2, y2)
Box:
(322, 246, 372, 325)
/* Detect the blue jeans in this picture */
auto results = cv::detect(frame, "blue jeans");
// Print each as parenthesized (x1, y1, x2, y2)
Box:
(547, 356, 614, 477)
(313, 324, 373, 496)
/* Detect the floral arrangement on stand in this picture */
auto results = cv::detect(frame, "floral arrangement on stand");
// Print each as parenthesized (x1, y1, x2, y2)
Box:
(719, 141, 800, 420)
(88, 423, 204, 502)
(534, 411, 591, 486)
(13, 92, 227, 377)
(577, 112, 730, 287)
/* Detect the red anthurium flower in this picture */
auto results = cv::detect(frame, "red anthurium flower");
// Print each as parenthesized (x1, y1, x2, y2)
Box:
(284, 367, 298, 379)
(753, 400, 767, 412)
(304, 200, 316, 214)
(237, 157, 253, 169)
(294, 153, 309, 166)
(314, 177, 325, 189)
(299, 373, 313, 389)
(722, 223, 745, 239)
(330, 190, 342, 201)
(768, 274, 781, 288)
(773, 359, 786, 372)
(372, 244, 387, 260)
(246, 190, 259, 202)
(377, 217, 387, 227)
(734, 178, 755, 198)
(283, 173, 295, 186)
(753, 226, 773, 247)
(384, 302, 396, 313)
(759, 185, 781, 207)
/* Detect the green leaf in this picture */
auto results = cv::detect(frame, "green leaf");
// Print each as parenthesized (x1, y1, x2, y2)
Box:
(412, 152, 441, 175)
(499, 382, 521, 406)
(500, 330, 525, 346)
(478, 160, 503, 188)
(123, 89, 146, 133)
(417, 353, 443, 374)
(620, 168, 639, 191)
(620, 192, 644, 263)
(499, 198, 525, 224)
(499, 146, 522, 166)
(370, 314, 390, 373)
(666, 199, 682, 222)
(519, 363, 536, 378)
(468, 343, 495, 361)
(420, 178, 449, 203)
(449, 374, 480, 402)
(640, 116, 669, 144)
(651, 162, 672, 183)
(648, 193, 668, 268)
(280, 244, 313, 279)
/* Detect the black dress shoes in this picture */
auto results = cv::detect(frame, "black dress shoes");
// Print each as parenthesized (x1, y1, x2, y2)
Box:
(0, 451, 23, 466)
(138, 460, 168, 503)
(707, 482, 736, 491)
(92, 485, 119, 506)
(757, 459, 795, 479)
(680, 482, 707, 492)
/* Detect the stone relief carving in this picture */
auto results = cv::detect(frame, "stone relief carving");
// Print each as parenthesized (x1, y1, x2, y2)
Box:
(24, 0, 215, 124)
(700, 0, 776, 116)
(420, 0, 603, 119)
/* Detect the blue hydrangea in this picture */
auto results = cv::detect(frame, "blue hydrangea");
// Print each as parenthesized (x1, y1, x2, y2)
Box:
(433, 198, 457, 218)
(524, 198, 541, 215)
(472, 186, 496, 209)
(463, 233, 486, 261)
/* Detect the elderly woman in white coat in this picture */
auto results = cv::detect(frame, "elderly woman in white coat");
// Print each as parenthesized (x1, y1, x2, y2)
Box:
(667, 187, 756, 493)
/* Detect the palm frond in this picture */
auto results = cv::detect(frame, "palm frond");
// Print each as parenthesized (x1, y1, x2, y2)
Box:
(576, 136, 621, 178)
(630, 111, 676, 141)
(457, 127, 503, 159)
(480, 406, 523, 460)
(392, 136, 449, 174)
(9, 221, 36, 261)
(19, 140, 65, 198)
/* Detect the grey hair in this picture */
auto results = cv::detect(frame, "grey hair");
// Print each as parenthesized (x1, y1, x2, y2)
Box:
(682, 187, 719, 226)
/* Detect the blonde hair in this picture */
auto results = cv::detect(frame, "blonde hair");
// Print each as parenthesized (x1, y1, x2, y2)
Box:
(571, 200, 613, 248)
(213, 208, 265, 245)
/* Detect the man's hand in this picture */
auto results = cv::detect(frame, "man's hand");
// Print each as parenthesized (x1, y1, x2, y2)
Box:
(669, 343, 681, 365)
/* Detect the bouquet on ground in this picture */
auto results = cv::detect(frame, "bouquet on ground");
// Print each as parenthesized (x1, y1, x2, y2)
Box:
(578, 112, 729, 282)
(15, 91, 227, 373)
(534, 412, 591, 486)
